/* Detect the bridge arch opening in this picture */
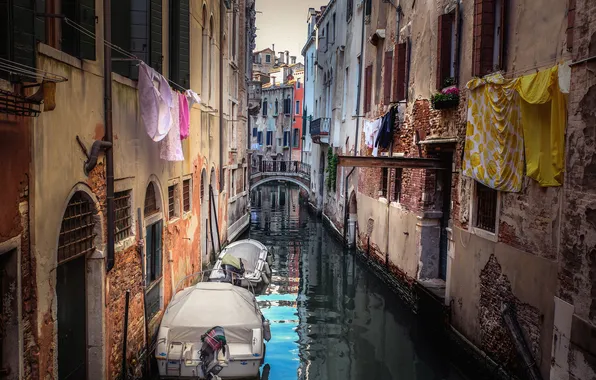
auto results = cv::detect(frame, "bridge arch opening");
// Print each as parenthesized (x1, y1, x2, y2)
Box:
(250, 176, 311, 194)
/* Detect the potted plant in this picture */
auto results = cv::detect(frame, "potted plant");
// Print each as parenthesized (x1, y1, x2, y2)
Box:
(431, 85, 460, 110)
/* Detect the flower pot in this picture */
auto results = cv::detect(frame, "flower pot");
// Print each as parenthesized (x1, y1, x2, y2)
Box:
(432, 98, 459, 110)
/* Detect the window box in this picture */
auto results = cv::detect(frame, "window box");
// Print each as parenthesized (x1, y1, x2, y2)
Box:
(431, 86, 459, 110)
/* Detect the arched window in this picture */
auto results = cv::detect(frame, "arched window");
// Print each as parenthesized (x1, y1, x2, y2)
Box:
(202, 5, 209, 99)
(274, 99, 279, 115)
(209, 16, 214, 102)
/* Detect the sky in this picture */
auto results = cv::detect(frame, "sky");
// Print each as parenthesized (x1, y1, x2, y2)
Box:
(255, 0, 328, 62)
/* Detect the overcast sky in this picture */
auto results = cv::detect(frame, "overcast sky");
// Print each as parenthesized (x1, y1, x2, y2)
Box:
(255, 0, 328, 62)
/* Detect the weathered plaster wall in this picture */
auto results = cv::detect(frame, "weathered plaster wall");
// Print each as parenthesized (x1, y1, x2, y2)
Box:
(450, 227, 558, 378)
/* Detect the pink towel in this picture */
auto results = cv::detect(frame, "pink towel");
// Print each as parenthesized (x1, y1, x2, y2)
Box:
(159, 95, 184, 161)
(179, 92, 190, 140)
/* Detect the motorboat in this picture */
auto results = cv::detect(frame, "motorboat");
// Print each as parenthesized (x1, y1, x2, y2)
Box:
(155, 282, 272, 379)
(209, 239, 272, 289)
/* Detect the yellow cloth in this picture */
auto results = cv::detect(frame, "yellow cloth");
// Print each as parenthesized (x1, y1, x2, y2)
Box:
(516, 66, 566, 186)
(463, 73, 524, 192)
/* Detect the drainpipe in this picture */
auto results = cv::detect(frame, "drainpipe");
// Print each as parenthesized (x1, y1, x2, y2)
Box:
(219, 0, 224, 191)
(342, 2, 367, 246)
(104, 0, 115, 272)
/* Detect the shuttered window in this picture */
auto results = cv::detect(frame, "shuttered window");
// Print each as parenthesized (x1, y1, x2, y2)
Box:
(383, 50, 393, 105)
(283, 98, 291, 115)
(61, 0, 96, 60)
(0, 0, 39, 78)
(150, 0, 163, 73)
(567, 0, 575, 51)
(170, 0, 190, 88)
(392, 42, 407, 102)
(364, 65, 373, 113)
(436, 13, 454, 89)
(472, 0, 506, 77)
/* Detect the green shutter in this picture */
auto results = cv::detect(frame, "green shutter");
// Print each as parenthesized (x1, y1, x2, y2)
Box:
(35, 0, 45, 44)
(0, 0, 10, 63)
(79, 0, 96, 60)
(150, 0, 162, 73)
(169, 0, 189, 87)
(112, 0, 132, 77)
(12, 0, 36, 68)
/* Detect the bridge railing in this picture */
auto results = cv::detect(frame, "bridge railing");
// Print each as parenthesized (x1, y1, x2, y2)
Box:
(252, 160, 311, 181)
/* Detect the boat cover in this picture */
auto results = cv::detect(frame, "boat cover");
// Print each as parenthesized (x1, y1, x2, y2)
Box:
(161, 282, 262, 344)
(220, 240, 266, 272)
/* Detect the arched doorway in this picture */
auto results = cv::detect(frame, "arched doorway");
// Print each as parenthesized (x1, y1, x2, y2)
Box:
(56, 190, 104, 379)
(143, 181, 163, 323)
(200, 169, 208, 266)
(347, 191, 358, 248)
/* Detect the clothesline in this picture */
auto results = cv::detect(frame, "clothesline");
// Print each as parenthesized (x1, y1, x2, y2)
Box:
(63, 17, 190, 93)
(0, 58, 68, 83)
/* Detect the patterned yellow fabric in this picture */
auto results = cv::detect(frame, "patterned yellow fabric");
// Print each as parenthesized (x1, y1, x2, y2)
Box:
(516, 66, 566, 187)
(463, 73, 524, 192)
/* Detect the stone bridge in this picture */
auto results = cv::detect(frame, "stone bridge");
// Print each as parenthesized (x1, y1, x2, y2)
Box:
(250, 160, 311, 192)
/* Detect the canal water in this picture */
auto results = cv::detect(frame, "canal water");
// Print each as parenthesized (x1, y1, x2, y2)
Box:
(244, 183, 468, 380)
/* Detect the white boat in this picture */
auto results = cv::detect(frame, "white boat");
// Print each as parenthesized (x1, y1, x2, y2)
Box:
(209, 239, 272, 289)
(155, 282, 271, 379)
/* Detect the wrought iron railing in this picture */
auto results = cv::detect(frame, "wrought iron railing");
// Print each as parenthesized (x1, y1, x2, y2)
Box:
(252, 160, 311, 182)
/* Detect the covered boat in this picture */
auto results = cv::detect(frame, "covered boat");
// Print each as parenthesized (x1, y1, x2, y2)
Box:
(209, 239, 271, 288)
(156, 282, 271, 379)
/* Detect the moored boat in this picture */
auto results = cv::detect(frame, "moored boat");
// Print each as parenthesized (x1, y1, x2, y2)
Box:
(208, 239, 271, 289)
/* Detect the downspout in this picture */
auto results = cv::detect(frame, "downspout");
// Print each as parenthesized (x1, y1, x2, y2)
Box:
(343, 1, 367, 246)
(219, 0, 224, 191)
(104, 0, 115, 272)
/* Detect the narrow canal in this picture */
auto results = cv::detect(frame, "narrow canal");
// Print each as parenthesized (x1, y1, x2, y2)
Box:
(243, 183, 469, 380)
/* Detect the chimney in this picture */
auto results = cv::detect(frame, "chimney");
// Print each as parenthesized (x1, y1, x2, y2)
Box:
(272, 44, 275, 54)
(291, 56, 296, 64)
(278, 52, 285, 64)
(285, 51, 289, 65)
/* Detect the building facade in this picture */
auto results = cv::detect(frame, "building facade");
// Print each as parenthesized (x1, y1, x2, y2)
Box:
(0, 0, 254, 378)
(303, 0, 596, 379)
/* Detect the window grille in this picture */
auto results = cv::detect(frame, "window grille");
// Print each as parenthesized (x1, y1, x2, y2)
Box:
(144, 183, 159, 216)
(168, 185, 177, 219)
(381, 168, 388, 198)
(183, 179, 191, 212)
(57, 192, 96, 264)
(114, 191, 132, 242)
(475, 182, 497, 233)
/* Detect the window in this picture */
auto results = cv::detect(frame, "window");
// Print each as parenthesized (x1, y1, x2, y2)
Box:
(364, 65, 373, 113)
(325, 23, 330, 50)
(114, 190, 133, 242)
(262, 99, 268, 116)
(284, 97, 292, 115)
(295, 100, 301, 115)
(60, 0, 97, 60)
(112, 0, 163, 78)
(392, 169, 402, 202)
(252, 127, 258, 137)
(257, 131, 263, 144)
(474, 182, 498, 233)
(265, 54, 271, 63)
(472, 0, 506, 77)
(392, 42, 407, 102)
(380, 168, 388, 198)
(58, 192, 96, 263)
(342, 67, 349, 120)
(347, 0, 354, 21)
(384, 50, 393, 105)
(283, 131, 290, 147)
(244, 167, 247, 191)
(231, 170, 236, 196)
(437, 12, 457, 89)
(144, 183, 160, 216)
(293, 129, 300, 147)
(274, 99, 279, 115)
(266, 131, 273, 145)
(297, 80, 301, 89)
(365, 0, 372, 17)
(0, 2, 40, 80)
(332, 13, 336, 43)
(182, 178, 191, 212)
(567, 0, 575, 51)
(168, 184, 179, 219)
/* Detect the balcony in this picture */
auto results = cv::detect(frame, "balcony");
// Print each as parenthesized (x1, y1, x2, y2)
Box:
(309, 118, 330, 144)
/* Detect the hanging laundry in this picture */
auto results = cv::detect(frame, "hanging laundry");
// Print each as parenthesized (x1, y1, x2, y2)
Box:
(185, 89, 201, 108)
(375, 105, 397, 149)
(139, 62, 173, 142)
(516, 66, 566, 187)
(364, 118, 382, 148)
(462, 73, 524, 192)
(159, 95, 184, 161)
(179, 93, 190, 140)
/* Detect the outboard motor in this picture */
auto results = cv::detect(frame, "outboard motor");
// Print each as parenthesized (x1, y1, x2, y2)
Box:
(200, 326, 229, 379)
(222, 258, 245, 286)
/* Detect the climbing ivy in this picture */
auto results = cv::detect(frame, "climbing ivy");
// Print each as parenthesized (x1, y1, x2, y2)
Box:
(326, 147, 339, 192)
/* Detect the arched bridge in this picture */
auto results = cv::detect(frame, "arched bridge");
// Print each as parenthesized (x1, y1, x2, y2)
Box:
(250, 160, 311, 192)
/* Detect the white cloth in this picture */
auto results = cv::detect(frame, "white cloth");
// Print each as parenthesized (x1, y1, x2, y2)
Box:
(364, 119, 382, 148)
(138, 62, 173, 142)
(558, 61, 571, 94)
(185, 89, 201, 107)
(159, 95, 184, 161)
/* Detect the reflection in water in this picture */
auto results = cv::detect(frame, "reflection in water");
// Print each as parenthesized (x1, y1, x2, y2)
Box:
(245, 183, 467, 380)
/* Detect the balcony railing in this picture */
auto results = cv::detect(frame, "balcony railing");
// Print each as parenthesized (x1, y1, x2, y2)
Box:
(252, 160, 311, 182)
(310, 118, 330, 144)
